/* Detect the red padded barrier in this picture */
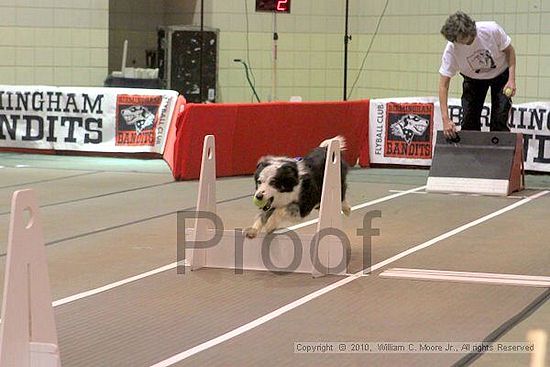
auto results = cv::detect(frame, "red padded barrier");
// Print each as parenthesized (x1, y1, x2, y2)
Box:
(170, 100, 370, 180)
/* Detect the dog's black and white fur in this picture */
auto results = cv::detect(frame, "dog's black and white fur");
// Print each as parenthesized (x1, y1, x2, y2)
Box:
(244, 136, 351, 239)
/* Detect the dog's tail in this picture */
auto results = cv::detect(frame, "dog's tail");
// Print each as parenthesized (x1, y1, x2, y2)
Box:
(319, 135, 347, 151)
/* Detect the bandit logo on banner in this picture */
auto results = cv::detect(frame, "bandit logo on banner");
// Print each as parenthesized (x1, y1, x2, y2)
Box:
(116, 95, 162, 146)
(384, 103, 434, 159)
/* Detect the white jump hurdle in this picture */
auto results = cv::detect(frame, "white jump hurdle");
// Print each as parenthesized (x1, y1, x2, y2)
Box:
(527, 329, 547, 367)
(185, 135, 348, 277)
(0, 190, 61, 367)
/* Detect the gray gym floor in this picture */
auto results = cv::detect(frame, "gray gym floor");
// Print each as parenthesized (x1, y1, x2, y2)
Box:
(0, 152, 548, 367)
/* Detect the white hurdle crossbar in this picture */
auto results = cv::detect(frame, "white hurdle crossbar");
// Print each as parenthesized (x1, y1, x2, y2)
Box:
(185, 135, 347, 277)
(0, 190, 61, 367)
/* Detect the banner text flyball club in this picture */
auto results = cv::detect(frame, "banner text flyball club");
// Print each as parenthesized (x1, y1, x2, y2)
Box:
(0, 90, 104, 143)
(384, 103, 434, 159)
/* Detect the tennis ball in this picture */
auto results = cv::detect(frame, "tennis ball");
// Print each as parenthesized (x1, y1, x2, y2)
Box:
(253, 196, 267, 208)
(504, 87, 513, 97)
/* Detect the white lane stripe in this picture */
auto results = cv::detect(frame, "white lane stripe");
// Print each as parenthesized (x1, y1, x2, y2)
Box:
(389, 189, 427, 195)
(52, 263, 177, 307)
(150, 273, 364, 367)
(388, 189, 526, 199)
(363, 190, 548, 274)
(149, 190, 548, 367)
(286, 185, 426, 231)
(0, 263, 179, 324)
(382, 268, 550, 281)
(47, 185, 424, 306)
(380, 268, 550, 287)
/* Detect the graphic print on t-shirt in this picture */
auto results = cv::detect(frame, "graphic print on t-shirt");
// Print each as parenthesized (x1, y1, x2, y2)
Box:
(467, 49, 496, 74)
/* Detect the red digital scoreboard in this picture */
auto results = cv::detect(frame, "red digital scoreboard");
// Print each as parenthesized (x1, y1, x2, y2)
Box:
(255, 0, 291, 13)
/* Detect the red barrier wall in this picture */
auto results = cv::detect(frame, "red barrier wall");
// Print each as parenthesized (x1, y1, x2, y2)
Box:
(167, 100, 370, 180)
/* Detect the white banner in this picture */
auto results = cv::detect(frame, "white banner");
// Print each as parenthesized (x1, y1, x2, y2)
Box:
(369, 97, 550, 172)
(0, 85, 179, 154)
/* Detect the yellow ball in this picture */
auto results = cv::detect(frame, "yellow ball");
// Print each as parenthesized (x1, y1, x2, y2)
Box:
(253, 196, 267, 208)
(504, 87, 513, 97)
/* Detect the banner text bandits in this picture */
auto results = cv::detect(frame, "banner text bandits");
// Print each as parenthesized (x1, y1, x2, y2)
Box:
(0, 90, 104, 144)
(384, 103, 434, 159)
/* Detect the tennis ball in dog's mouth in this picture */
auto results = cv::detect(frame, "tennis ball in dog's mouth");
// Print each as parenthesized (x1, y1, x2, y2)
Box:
(504, 87, 513, 97)
(253, 197, 267, 208)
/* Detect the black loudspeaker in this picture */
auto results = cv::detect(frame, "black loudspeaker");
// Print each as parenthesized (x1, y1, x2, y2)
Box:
(427, 131, 524, 196)
(158, 26, 218, 103)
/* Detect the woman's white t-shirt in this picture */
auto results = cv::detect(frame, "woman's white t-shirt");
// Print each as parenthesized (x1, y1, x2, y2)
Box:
(439, 21, 511, 80)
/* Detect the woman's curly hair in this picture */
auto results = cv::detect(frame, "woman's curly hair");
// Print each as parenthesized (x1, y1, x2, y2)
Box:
(440, 11, 477, 42)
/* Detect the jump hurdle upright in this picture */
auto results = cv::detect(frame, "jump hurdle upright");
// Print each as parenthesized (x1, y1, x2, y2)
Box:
(185, 135, 348, 277)
(0, 190, 61, 367)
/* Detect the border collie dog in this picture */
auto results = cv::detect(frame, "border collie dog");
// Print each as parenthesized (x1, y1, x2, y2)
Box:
(244, 136, 351, 239)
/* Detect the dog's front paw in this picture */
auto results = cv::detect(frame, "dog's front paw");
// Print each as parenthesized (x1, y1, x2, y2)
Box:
(342, 201, 351, 216)
(243, 227, 259, 239)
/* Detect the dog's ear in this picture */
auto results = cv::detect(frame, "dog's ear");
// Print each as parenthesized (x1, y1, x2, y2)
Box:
(272, 162, 299, 192)
(254, 158, 270, 183)
(256, 157, 270, 170)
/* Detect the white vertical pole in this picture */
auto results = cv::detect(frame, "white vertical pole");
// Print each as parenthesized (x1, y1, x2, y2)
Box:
(189, 135, 217, 270)
(121, 39, 128, 74)
(312, 139, 344, 277)
(0, 190, 61, 367)
(271, 12, 278, 101)
(528, 329, 547, 367)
